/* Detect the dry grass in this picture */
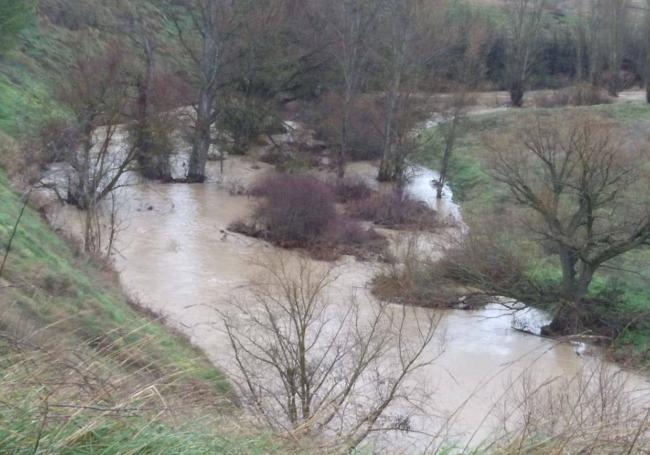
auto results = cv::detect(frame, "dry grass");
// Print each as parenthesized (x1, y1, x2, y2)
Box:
(488, 366, 650, 454)
(0, 330, 298, 454)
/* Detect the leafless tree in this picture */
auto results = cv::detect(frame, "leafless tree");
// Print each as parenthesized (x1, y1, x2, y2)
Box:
(116, 0, 177, 180)
(502, 0, 548, 107)
(171, 0, 253, 182)
(431, 27, 485, 199)
(486, 113, 650, 333)
(376, 0, 434, 183)
(220, 255, 439, 450)
(52, 46, 137, 253)
(644, 0, 650, 103)
(308, 0, 381, 178)
(433, 94, 469, 200)
(581, 0, 630, 95)
(600, 0, 630, 96)
(494, 366, 650, 453)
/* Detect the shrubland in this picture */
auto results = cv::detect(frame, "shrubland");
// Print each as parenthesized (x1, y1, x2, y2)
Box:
(230, 174, 388, 260)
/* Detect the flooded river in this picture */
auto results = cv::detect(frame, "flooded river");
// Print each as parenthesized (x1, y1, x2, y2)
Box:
(44, 91, 650, 451)
(47, 154, 650, 451)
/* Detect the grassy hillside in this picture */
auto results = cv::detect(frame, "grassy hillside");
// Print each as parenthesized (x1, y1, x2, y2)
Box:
(0, 4, 296, 453)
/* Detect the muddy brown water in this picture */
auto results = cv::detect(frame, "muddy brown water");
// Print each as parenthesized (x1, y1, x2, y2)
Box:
(46, 147, 649, 451)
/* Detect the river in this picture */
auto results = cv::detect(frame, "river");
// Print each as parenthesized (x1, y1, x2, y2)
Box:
(45, 152, 650, 451)
(43, 97, 650, 451)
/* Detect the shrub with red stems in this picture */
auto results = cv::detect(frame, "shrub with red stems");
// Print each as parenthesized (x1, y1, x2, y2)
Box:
(230, 174, 387, 260)
(347, 192, 437, 230)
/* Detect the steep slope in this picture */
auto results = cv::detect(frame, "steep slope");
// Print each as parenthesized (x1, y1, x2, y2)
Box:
(0, 141, 294, 452)
(0, 3, 296, 453)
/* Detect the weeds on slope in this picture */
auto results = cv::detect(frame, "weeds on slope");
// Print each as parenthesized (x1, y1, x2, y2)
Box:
(0, 328, 297, 454)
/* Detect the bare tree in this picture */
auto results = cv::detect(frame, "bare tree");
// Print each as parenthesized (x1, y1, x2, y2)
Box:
(375, 0, 433, 183)
(487, 113, 650, 333)
(309, 0, 381, 178)
(645, 0, 650, 103)
(171, 0, 253, 182)
(221, 255, 438, 450)
(431, 20, 486, 199)
(433, 94, 468, 200)
(601, 0, 629, 96)
(495, 366, 650, 453)
(585, 0, 603, 87)
(116, 0, 176, 180)
(600, 0, 630, 96)
(216, 0, 314, 157)
(581, 0, 630, 95)
(52, 46, 137, 253)
(572, 0, 589, 83)
(502, 0, 547, 107)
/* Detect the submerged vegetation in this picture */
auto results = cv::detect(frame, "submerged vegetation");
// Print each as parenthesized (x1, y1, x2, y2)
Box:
(230, 174, 389, 261)
(0, 0, 649, 453)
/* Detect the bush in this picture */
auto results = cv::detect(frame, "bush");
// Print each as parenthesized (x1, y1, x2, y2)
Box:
(347, 192, 437, 230)
(535, 83, 612, 108)
(248, 174, 336, 244)
(320, 216, 387, 260)
(231, 174, 388, 260)
(330, 177, 373, 203)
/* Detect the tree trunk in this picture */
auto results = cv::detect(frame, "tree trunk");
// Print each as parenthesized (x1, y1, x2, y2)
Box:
(188, 95, 211, 183)
(575, 28, 584, 82)
(509, 81, 525, 108)
(436, 116, 458, 199)
(546, 252, 595, 335)
(646, 0, 650, 103)
(134, 34, 161, 179)
(378, 67, 402, 183)
(377, 158, 394, 182)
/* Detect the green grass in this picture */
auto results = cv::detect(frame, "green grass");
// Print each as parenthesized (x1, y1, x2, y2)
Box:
(0, 374, 287, 455)
(0, 19, 77, 135)
(1, 401, 284, 454)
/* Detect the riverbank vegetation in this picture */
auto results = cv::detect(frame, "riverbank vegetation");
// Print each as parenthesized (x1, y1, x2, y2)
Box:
(0, 168, 303, 453)
(1, 0, 650, 452)
(401, 106, 650, 369)
(230, 174, 389, 260)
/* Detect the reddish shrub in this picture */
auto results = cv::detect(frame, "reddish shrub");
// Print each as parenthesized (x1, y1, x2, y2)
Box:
(331, 177, 373, 203)
(231, 174, 389, 260)
(249, 175, 337, 244)
(324, 217, 376, 245)
(347, 192, 437, 230)
(317, 217, 387, 260)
